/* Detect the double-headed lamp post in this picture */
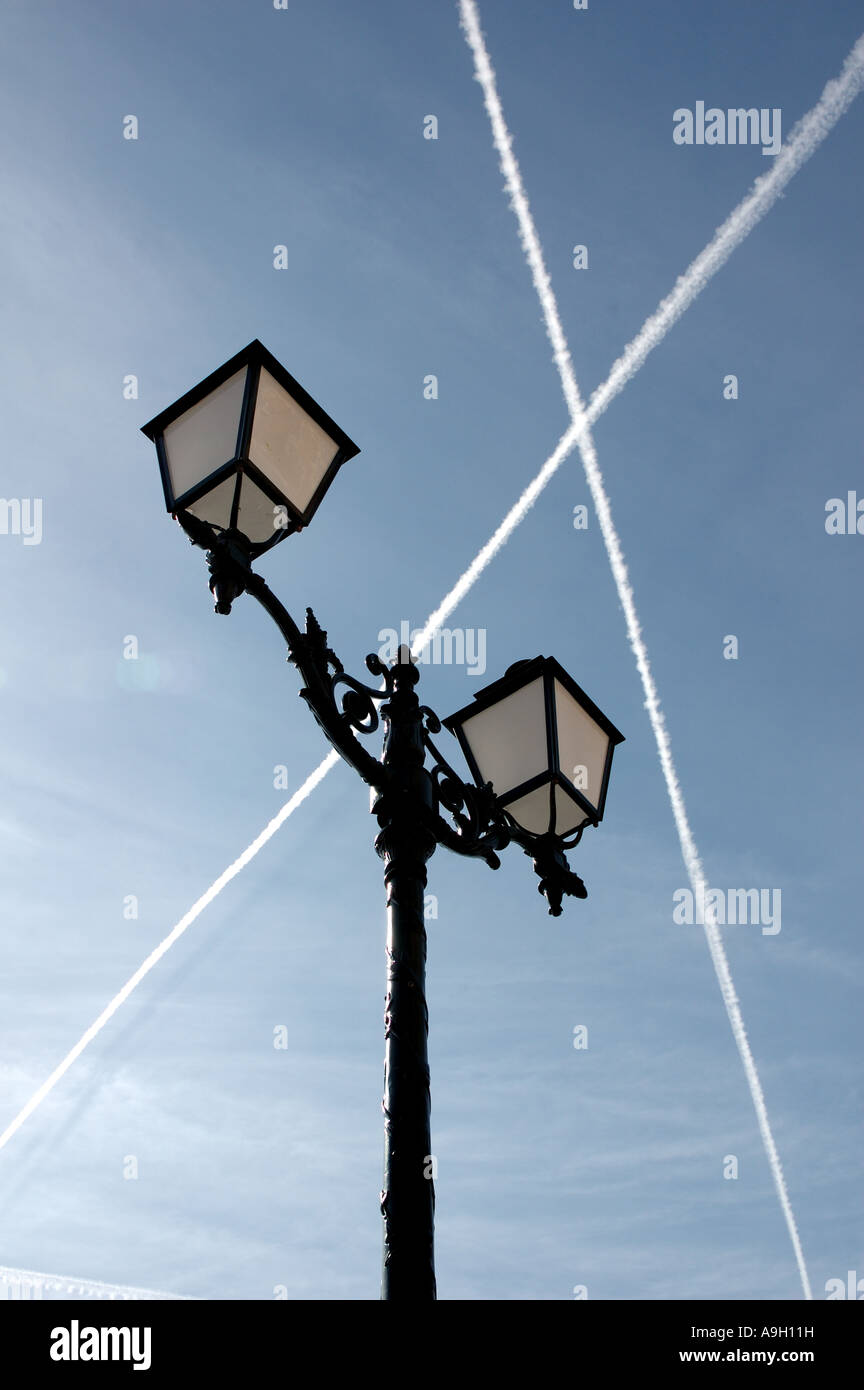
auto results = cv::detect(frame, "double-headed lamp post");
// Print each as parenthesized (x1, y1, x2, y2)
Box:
(142, 340, 625, 1301)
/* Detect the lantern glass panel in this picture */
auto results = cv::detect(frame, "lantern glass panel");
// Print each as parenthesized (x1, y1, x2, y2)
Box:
(554, 678, 610, 815)
(502, 784, 550, 836)
(236, 475, 283, 546)
(504, 783, 592, 837)
(459, 676, 548, 797)
(162, 368, 246, 502)
(185, 476, 236, 532)
(249, 367, 342, 515)
(553, 784, 592, 835)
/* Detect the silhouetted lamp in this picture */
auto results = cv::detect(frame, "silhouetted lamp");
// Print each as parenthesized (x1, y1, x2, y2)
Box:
(444, 656, 624, 839)
(140, 339, 359, 559)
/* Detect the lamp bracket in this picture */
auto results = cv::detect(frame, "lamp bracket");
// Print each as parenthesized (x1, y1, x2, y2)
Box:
(186, 541, 588, 913)
(517, 833, 588, 917)
(417, 711, 510, 868)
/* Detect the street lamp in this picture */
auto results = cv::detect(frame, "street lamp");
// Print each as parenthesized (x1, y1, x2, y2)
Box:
(141, 339, 360, 605)
(445, 656, 624, 916)
(141, 342, 624, 1301)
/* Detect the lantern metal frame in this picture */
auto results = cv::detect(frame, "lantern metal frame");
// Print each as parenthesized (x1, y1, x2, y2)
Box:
(140, 339, 360, 559)
(443, 654, 625, 837)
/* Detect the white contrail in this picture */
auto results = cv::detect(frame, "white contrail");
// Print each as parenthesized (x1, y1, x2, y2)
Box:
(4, 27, 860, 1222)
(0, 751, 338, 1155)
(458, 0, 584, 424)
(0, 1263, 195, 1301)
(459, 0, 817, 1299)
(417, 21, 864, 654)
(412, 426, 579, 654)
(590, 31, 864, 424)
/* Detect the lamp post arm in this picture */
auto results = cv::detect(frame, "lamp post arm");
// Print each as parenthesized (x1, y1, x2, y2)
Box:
(243, 572, 389, 792)
(191, 518, 390, 792)
(184, 515, 590, 916)
(186, 514, 590, 917)
(190, 514, 519, 864)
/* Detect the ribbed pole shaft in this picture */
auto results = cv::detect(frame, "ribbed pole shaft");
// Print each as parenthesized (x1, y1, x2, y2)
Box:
(373, 656, 437, 1300)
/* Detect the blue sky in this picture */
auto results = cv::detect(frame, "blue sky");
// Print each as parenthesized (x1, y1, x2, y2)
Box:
(0, 0, 861, 1300)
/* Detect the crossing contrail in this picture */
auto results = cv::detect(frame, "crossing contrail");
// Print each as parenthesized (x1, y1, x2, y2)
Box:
(3, 28, 860, 1248)
(417, 17, 864, 653)
(458, 0, 823, 1299)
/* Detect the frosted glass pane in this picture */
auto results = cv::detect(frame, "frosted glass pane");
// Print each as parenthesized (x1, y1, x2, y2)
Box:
(249, 368, 341, 514)
(504, 784, 552, 836)
(554, 679, 609, 814)
(186, 474, 236, 532)
(163, 369, 246, 502)
(505, 784, 590, 837)
(237, 474, 283, 545)
(554, 784, 591, 835)
(459, 676, 547, 797)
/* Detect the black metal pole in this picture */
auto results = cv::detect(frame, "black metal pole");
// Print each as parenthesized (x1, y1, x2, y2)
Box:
(373, 655, 437, 1300)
